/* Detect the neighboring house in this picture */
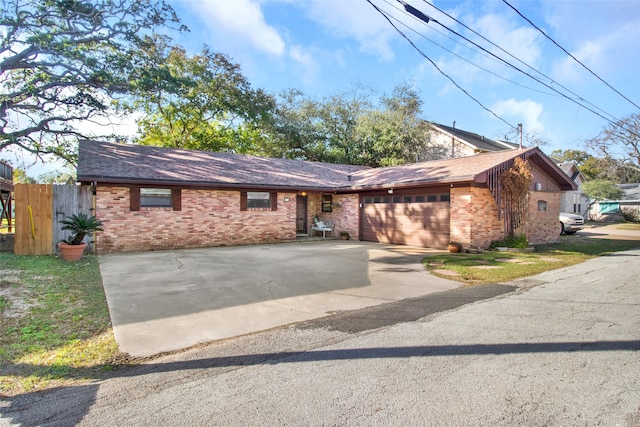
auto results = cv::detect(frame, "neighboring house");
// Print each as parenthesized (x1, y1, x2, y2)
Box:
(77, 140, 576, 254)
(557, 162, 588, 218)
(428, 122, 518, 159)
(590, 183, 640, 221)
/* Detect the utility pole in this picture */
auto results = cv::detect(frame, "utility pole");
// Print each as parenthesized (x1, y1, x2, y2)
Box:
(451, 120, 456, 158)
(518, 123, 523, 149)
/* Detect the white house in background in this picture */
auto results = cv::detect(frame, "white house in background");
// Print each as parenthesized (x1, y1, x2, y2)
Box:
(429, 122, 518, 159)
(558, 162, 588, 218)
(590, 183, 640, 221)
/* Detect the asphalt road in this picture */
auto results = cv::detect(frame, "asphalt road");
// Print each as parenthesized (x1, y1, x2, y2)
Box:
(2, 247, 639, 426)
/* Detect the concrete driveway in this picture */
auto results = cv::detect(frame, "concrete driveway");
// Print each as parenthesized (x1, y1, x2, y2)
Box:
(99, 241, 459, 357)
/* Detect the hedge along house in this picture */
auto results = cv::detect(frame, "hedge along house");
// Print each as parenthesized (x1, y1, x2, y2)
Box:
(77, 140, 576, 254)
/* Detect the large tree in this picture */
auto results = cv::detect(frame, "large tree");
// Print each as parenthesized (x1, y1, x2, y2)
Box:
(0, 0, 184, 164)
(268, 88, 370, 162)
(131, 45, 276, 153)
(550, 148, 640, 183)
(270, 84, 438, 167)
(354, 84, 441, 167)
(586, 113, 640, 178)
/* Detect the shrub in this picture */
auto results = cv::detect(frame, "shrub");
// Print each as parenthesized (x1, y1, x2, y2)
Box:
(620, 209, 640, 223)
(489, 234, 529, 249)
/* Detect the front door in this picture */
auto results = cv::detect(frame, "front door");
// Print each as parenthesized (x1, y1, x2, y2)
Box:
(296, 195, 308, 234)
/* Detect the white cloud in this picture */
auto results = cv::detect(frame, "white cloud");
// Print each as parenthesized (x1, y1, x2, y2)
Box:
(542, 1, 640, 84)
(552, 21, 640, 83)
(185, 0, 286, 57)
(427, 8, 542, 91)
(301, 0, 401, 61)
(289, 45, 320, 85)
(492, 99, 544, 134)
(471, 13, 541, 67)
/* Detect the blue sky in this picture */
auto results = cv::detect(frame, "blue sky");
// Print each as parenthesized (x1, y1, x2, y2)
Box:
(169, 0, 640, 153)
(10, 0, 640, 176)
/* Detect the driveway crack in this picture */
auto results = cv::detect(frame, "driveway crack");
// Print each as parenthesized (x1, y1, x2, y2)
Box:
(259, 280, 274, 298)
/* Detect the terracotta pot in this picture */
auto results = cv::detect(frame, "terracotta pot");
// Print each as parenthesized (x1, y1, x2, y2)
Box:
(448, 244, 460, 253)
(58, 242, 87, 261)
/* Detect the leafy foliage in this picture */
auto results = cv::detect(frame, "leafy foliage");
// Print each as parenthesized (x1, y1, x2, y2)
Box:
(11, 168, 35, 183)
(268, 84, 443, 167)
(500, 158, 532, 236)
(620, 209, 640, 223)
(549, 148, 640, 183)
(0, 0, 184, 163)
(37, 168, 75, 184)
(60, 213, 103, 245)
(489, 234, 529, 249)
(581, 179, 625, 204)
(130, 45, 276, 152)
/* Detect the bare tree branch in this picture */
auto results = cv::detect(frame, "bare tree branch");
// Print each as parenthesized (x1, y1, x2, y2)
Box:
(0, 0, 186, 163)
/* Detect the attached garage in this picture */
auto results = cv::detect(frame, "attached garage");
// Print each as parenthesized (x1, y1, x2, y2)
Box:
(360, 188, 451, 248)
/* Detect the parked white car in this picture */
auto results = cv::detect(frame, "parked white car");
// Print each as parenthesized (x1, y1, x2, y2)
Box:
(559, 212, 585, 234)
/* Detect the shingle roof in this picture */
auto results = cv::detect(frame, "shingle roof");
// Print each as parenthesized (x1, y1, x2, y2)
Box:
(558, 162, 582, 182)
(77, 140, 369, 190)
(77, 140, 576, 191)
(350, 149, 532, 188)
(618, 184, 640, 201)
(431, 123, 519, 152)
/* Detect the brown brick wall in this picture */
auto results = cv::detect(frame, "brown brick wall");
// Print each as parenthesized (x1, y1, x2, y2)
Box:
(95, 185, 561, 253)
(526, 191, 561, 244)
(451, 186, 561, 249)
(95, 186, 298, 253)
(450, 186, 504, 249)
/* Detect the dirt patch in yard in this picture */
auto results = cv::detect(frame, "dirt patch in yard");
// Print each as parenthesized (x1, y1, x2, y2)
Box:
(0, 270, 39, 318)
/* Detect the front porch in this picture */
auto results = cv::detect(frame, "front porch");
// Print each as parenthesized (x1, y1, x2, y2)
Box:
(295, 192, 359, 240)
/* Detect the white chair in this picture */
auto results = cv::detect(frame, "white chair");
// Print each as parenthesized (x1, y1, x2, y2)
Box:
(311, 218, 334, 238)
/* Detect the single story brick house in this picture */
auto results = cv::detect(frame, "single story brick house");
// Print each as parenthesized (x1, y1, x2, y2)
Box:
(77, 140, 576, 253)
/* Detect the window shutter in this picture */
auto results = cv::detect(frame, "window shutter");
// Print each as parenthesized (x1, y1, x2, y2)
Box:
(240, 191, 247, 211)
(130, 186, 140, 211)
(172, 188, 182, 211)
(271, 192, 277, 211)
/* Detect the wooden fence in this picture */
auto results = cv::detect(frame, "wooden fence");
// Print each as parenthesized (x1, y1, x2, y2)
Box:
(13, 184, 93, 255)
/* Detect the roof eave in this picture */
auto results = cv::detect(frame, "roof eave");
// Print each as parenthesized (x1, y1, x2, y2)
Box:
(340, 176, 477, 192)
(77, 175, 342, 193)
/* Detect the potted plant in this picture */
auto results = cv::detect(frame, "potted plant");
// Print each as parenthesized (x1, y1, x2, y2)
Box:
(448, 241, 462, 253)
(340, 231, 350, 240)
(58, 213, 103, 261)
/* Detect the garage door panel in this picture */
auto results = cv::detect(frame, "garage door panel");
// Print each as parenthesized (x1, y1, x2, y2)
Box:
(362, 200, 450, 248)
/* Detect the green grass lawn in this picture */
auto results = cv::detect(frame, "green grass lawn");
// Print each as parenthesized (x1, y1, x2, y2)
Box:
(424, 235, 640, 286)
(615, 222, 640, 230)
(0, 254, 119, 396)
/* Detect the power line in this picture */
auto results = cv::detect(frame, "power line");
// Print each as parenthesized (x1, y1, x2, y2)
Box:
(419, 0, 639, 137)
(365, 0, 517, 129)
(502, 0, 640, 111)
(379, 0, 560, 97)
(401, 0, 624, 128)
